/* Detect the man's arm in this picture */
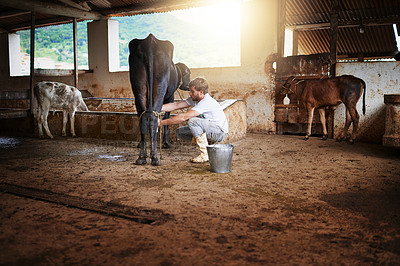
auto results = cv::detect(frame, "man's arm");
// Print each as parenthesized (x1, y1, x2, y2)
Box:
(161, 101, 190, 112)
(160, 109, 200, 126)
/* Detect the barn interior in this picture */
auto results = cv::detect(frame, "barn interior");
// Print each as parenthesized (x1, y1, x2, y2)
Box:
(0, 0, 399, 142)
(1, 0, 400, 264)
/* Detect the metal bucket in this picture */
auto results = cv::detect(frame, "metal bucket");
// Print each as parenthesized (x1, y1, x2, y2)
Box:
(207, 144, 234, 173)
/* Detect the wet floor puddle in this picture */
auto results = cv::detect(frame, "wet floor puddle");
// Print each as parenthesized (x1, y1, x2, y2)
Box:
(0, 137, 20, 149)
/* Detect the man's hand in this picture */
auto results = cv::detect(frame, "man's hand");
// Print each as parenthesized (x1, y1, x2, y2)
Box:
(160, 109, 200, 126)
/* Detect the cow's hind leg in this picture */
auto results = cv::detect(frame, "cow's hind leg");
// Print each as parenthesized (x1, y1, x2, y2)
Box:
(69, 110, 77, 137)
(149, 113, 161, 166)
(136, 113, 148, 165)
(41, 105, 54, 139)
(37, 108, 44, 138)
(336, 109, 352, 142)
(304, 107, 315, 140)
(318, 108, 328, 140)
(62, 110, 68, 137)
(348, 107, 360, 144)
(162, 112, 171, 148)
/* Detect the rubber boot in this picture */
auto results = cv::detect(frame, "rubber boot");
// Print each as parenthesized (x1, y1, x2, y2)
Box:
(191, 133, 209, 163)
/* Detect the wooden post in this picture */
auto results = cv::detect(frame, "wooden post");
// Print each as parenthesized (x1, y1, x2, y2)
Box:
(292, 29, 298, 56)
(328, 0, 339, 138)
(73, 18, 78, 89)
(358, 52, 364, 62)
(277, 0, 286, 58)
(329, 0, 339, 77)
(29, 11, 35, 115)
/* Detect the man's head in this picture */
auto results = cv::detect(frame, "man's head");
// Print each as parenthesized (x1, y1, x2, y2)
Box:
(189, 77, 208, 101)
(189, 77, 208, 94)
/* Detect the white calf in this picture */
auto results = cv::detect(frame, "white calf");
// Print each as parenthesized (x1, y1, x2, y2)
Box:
(33, 81, 89, 138)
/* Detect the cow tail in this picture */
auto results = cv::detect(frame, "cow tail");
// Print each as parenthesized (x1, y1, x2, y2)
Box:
(77, 90, 89, 112)
(147, 45, 154, 112)
(80, 97, 89, 111)
(361, 79, 366, 115)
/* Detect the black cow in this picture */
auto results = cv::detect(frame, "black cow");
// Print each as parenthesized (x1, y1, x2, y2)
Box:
(129, 34, 191, 165)
(280, 75, 366, 143)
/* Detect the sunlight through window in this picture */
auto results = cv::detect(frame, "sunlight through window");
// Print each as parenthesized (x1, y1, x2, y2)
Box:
(117, 2, 241, 69)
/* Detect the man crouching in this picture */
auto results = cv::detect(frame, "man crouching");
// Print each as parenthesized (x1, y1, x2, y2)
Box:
(159, 77, 228, 163)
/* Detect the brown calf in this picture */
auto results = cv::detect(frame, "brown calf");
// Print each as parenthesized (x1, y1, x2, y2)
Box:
(280, 75, 366, 143)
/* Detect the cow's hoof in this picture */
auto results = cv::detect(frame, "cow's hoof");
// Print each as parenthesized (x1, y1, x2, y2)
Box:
(336, 138, 343, 142)
(162, 142, 171, 149)
(135, 157, 147, 165)
(322, 135, 328, 140)
(348, 140, 355, 145)
(303, 136, 310, 141)
(151, 158, 161, 166)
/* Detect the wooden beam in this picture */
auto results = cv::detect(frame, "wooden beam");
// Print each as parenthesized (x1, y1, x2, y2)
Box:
(292, 29, 298, 56)
(277, 0, 286, 58)
(0, 10, 30, 19)
(58, 0, 91, 12)
(29, 12, 35, 116)
(73, 18, 78, 89)
(0, 0, 105, 20)
(329, 0, 339, 75)
(288, 18, 400, 31)
(338, 51, 398, 59)
(6, 17, 80, 32)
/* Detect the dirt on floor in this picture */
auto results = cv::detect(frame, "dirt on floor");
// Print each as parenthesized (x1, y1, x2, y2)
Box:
(1, 133, 400, 265)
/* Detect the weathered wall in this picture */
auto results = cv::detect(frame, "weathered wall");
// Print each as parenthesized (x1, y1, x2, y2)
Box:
(335, 62, 400, 143)
(383, 94, 400, 148)
(86, 19, 132, 98)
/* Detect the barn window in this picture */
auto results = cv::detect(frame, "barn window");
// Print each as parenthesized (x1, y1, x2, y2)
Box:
(284, 29, 294, 57)
(13, 21, 89, 76)
(116, 2, 241, 70)
(394, 24, 400, 50)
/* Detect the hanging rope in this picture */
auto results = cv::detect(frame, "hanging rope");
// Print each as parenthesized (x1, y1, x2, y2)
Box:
(176, 65, 183, 90)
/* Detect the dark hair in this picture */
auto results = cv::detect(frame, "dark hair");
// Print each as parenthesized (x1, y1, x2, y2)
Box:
(189, 77, 208, 94)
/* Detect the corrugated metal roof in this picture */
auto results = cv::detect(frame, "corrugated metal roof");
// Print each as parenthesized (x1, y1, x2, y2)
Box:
(298, 25, 397, 58)
(287, 0, 331, 26)
(0, 0, 399, 59)
(286, 0, 400, 59)
(287, 0, 400, 26)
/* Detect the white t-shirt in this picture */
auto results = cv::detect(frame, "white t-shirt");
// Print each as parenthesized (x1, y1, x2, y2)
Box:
(185, 94, 229, 133)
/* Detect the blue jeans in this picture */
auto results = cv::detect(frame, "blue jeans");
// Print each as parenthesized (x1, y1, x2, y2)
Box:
(176, 117, 227, 143)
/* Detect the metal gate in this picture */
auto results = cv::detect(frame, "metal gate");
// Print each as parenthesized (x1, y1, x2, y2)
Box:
(274, 53, 334, 137)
